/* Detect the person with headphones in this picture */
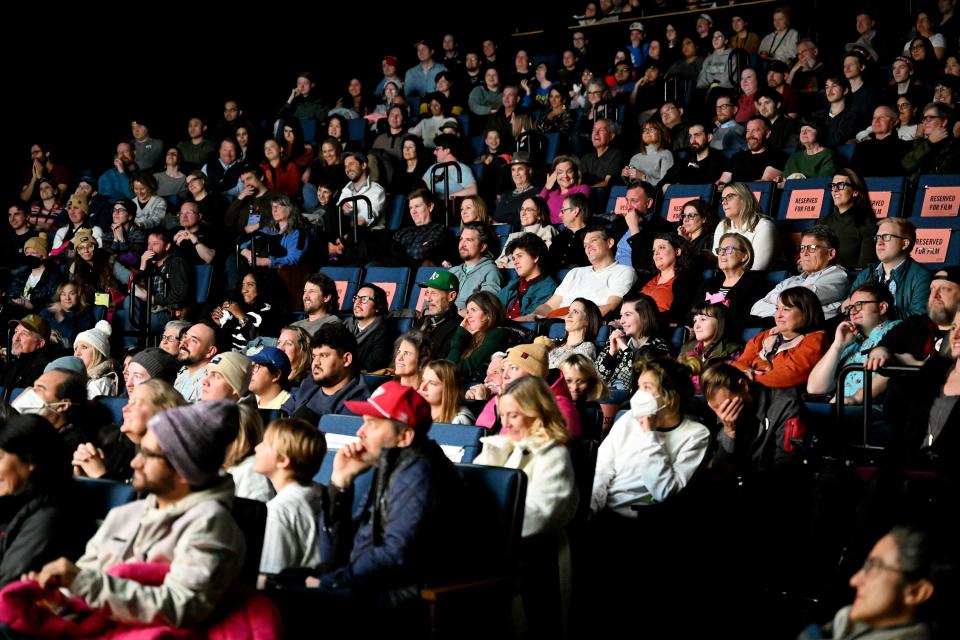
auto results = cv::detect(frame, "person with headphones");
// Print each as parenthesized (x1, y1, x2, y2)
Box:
(344, 283, 395, 372)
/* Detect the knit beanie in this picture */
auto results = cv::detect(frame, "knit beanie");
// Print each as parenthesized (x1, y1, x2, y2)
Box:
(206, 352, 252, 397)
(148, 401, 239, 487)
(24, 236, 49, 259)
(131, 348, 179, 383)
(75, 320, 112, 358)
(504, 343, 549, 378)
(44, 356, 88, 378)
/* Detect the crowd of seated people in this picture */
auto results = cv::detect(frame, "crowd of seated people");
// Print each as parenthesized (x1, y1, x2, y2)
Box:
(2, 3, 960, 636)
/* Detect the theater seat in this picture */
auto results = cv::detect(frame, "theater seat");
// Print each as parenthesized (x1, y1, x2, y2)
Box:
(319, 266, 362, 312)
(363, 266, 411, 311)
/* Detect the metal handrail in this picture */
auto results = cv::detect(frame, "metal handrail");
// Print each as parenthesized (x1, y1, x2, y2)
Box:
(835, 362, 921, 449)
(430, 161, 462, 226)
(337, 194, 373, 245)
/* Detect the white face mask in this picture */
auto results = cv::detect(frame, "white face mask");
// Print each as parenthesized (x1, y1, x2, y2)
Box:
(10, 388, 67, 415)
(630, 389, 662, 419)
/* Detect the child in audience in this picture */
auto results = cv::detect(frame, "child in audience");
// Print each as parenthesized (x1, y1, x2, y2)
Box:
(255, 418, 326, 578)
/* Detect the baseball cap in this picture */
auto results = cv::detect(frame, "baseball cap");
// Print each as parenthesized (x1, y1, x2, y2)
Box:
(932, 266, 960, 285)
(418, 270, 459, 292)
(9, 314, 50, 341)
(344, 381, 431, 430)
(629, 21, 644, 32)
(247, 346, 291, 381)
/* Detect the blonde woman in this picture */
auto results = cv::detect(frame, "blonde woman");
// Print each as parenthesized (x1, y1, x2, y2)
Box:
(72, 380, 186, 482)
(73, 320, 120, 398)
(278, 325, 312, 384)
(558, 354, 609, 404)
(459, 196, 491, 226)
(475, 376, 579, 537)
(711, 182, 779, 270)
(224, 402, 275, 503)
(418, 359, 475, 424)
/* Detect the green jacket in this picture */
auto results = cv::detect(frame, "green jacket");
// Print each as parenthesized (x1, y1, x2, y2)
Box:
(446, 326, 510, 380)
(850, 258, 931, 319)
(497, 274, 559, 317)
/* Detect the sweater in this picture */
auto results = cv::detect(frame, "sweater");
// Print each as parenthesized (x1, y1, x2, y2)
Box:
(591, 414, 710, 517)
(446, 327, 511, 380)
(475, 435, 579, 537)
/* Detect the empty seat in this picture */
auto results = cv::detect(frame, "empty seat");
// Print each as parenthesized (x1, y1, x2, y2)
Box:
(387, 194, 407, 229)
(348, 118, 367, 143)
(908, 174, 960, 268)
(363, 266, 411, 311)
(96, 396, 127, 426)
(742, 181, 776, 215)
(865, 176, 906, 219)
(195, 264, 213, 304)
(776, 178, 831, 233)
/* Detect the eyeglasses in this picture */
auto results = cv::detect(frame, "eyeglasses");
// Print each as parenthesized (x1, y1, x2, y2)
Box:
(845, 300, 879, 314)
(911, 43, 925, 50)
(680, 213, 701, 221)
(922, 114, 943, 122)
(587, 90, 602, 96)
(519, 206, 538, 214)
(716, 103, 734, 110)
(897, 102, 913, 110)
(829, 182, 851, 191)
(714, 246, 741, 255)
(720, 193, 739, 204)
(860, 557, 902, 575)
(160, 334, 180, 343)
(797, 244, 827, 253)
(353, 295, 374, 304)
(559, 206, 577, 214)
(874, 233, 907, 243)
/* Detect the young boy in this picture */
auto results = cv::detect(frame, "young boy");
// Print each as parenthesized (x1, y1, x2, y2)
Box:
(254, 418, 326, 577)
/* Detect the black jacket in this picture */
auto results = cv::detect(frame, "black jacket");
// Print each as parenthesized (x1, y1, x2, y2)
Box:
(0, 487, 89, 586)
(417, 307, 461, 360)
(319, 438, 466, 602)
(0, 350, 51, 392)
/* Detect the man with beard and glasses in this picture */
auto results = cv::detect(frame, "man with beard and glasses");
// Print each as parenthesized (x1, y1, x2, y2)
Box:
(25, 401, 246, 629)
(281, 323, 370, 424)
(173, 322, 218, 403)
(660, 123, 724, 193)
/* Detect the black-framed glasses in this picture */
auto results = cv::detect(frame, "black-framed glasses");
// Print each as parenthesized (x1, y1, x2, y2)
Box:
(922, 114, 943, 122)
(720, 193, 739, 204)
(559, 206, 577, 214)
(874, 233, 907, 243)
(714, 246, 741, 255)
(860, 557, 902, 575)
(829, 182, 851, 191)
(680, 213, 701, 221)
(160, 334, 180, 343)
(845, 300, 879, 313)
(716, 103, 734, 110)
(797, 244, 827, 254)
(353, 295, 374, 304)
(897, 102, 913, 110)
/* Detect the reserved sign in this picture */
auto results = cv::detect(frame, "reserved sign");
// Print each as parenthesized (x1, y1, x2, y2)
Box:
(911, 228, 952, 263)
(919, 186, 960, 217)
(785, 189, 825, 219)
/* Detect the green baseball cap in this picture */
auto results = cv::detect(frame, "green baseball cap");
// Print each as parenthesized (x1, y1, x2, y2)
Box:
(418, 270, 459, 292)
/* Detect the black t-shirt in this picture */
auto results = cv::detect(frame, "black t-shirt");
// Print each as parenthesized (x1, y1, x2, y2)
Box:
(171, 225, 214, 265)
(730, 148, 784, 182)
(580, 148, 625, 187)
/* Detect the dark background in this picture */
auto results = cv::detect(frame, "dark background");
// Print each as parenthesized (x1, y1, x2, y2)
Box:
(0, 1, 894, 202)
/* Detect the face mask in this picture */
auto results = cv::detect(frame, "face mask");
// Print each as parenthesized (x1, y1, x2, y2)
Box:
(24, 256, 43, 269)
(630, 389, 662, 419)
(10, 388, 67, 415)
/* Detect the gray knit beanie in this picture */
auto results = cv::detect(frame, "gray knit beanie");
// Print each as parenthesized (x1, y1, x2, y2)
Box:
(131, 348, 179, 383)
(148, 401, 239, 487)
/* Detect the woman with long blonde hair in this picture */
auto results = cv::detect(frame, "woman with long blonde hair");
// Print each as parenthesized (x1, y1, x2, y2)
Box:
(712, 182, 779, 270)
(418, 359, 475, 424)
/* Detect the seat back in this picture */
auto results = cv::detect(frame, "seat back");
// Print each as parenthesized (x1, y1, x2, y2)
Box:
(428, 423, 485, 463)
(577, 401, 604, 441)
(909, 174, 960, 268)
(95, 396, 127, 426)
(233, 497, 267, 586)
(195, 264, 213, 304)
(742, 181, 776, 214)
(347, 117, 367, 143)
(387, 194, 407, 230)
(604, 185, 629, 215)
(456, 464, 527, 575)
(776, 178, 831, 232)
(660, 183, 715, 222)
(319, 266, 362, 312)
(363, 266, 411, 311)
(74, 477, 137, 524)
(865, 176, 906, 219)
(567, 438, 599, 526)
(408, 266, 450, 312)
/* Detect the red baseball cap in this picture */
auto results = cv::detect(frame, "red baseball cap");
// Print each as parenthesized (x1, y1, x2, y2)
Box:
(345, 381, 431, 429)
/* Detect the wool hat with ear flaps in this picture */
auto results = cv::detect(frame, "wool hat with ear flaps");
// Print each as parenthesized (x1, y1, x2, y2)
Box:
(148, 400, 239, 487)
